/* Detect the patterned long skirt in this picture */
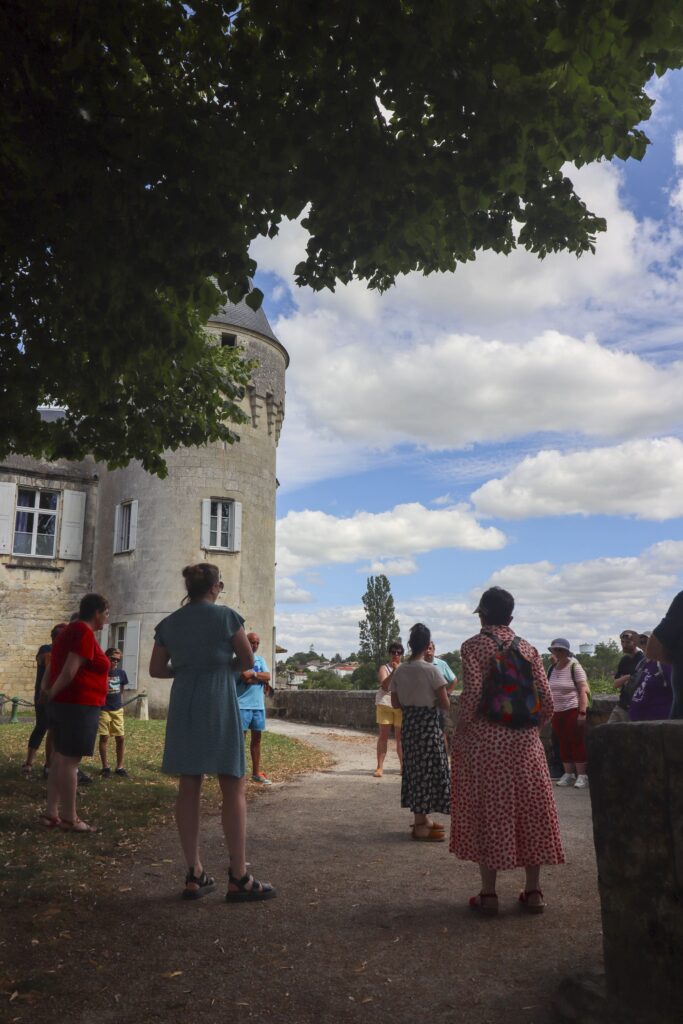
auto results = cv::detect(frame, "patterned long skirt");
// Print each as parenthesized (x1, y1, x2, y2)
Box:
(401, 706, 451, 815)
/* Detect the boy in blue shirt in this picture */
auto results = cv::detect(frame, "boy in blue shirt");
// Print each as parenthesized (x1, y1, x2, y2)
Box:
(236, 632, 272, 784)
(99, 648, 130, 778)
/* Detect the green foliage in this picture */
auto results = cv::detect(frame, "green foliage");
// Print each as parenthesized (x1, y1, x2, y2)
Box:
(3, 1, 683, 469)
(350, 662, 380, 690)
(439, 650, 463, 679)
(359, 575, 401, 669)
(301, 669, 350, 690)
(285, 650, 322, 669)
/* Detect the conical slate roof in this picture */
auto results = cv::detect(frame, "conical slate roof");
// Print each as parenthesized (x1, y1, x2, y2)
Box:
(209, 289, 279, 344)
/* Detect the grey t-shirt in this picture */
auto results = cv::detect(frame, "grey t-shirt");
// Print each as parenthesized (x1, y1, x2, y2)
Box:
(390, 660, 446, 707)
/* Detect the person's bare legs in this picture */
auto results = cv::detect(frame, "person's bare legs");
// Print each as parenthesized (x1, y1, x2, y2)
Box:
(395, 724, 403, 770)
(249, 729, 262, 777)
(176, 775, 203, 876)
(574, 761, 587, 775)
(115, 735, 125, 770)
(45, 730, 53, 770)
(218, 774, 247, 878)
(46, 752, 80, 822)
(479, 864, 497, 894)
(99, 735, 109, 770)
(375, 724, 391, 774)
(523, 865, 544, 908)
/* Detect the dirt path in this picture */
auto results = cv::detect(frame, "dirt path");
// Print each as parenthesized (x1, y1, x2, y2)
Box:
(7, 721, 602, 1024)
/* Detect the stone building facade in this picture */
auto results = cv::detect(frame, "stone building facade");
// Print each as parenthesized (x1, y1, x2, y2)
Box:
(0, 297, 287, 713)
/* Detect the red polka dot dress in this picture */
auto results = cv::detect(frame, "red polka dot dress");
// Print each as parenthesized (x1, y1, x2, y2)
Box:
(450, 626, 565, 870)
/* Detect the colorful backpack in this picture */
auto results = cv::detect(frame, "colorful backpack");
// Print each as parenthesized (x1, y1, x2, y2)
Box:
(479, 632, 542, 728)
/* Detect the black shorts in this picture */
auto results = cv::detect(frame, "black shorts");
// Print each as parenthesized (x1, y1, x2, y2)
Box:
(47, 702, 101, 758)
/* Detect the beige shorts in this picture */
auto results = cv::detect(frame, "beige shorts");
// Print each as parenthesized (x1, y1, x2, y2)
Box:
(98, 708, 125, 737)
(376, 705, 403, 728)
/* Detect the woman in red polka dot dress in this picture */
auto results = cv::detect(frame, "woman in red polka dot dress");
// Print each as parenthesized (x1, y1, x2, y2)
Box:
(450, 587, 564, 915)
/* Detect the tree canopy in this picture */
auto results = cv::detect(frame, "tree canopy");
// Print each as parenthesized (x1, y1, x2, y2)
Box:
(3, 1, 683, 471)
(359, 575, 401, 668)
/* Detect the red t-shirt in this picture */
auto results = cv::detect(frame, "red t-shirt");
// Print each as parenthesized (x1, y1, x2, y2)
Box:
(50, 621, 109, 706)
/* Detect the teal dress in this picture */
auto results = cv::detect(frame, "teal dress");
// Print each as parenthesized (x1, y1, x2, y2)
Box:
(156, 603, 246, 777)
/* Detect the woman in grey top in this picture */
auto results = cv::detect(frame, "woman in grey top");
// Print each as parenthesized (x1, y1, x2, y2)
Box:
(391, 622, 451, 841)
(150, 563, 276, 903)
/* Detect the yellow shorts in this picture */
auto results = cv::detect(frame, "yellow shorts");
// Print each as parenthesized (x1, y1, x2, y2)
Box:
(376, 705, 402, 727)
(98, 708, 125, 737)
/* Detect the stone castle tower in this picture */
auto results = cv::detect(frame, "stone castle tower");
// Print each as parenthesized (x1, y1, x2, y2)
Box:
(0, 295, 288, 712)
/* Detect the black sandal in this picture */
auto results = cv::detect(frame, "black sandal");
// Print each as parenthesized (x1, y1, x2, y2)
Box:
(226, 870, 276, 903)
(182, 869, 216, 900)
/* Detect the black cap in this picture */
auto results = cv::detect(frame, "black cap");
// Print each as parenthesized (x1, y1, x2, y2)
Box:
(473, 586, 515, 621)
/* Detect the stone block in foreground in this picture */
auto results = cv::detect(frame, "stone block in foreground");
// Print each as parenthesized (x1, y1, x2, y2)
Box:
(588, 721, 683, 1024)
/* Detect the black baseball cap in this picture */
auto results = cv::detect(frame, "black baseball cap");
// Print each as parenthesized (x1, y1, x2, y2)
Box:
(473, 586, 515, 620)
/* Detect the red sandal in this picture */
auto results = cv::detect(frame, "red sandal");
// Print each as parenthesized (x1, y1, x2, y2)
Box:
(38, 814, 61, 829)
(469, 892, 499, 916)
(519, 889, 546, 914)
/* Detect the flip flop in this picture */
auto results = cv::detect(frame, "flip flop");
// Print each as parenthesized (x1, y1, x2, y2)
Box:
(58, 818, 97, 833)
(38, 814, 61, 829)
(412, 827, 445, 842)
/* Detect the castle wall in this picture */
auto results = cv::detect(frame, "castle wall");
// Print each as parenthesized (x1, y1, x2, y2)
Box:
(0, 455, 98, 702)
(92, 325, 285, 712)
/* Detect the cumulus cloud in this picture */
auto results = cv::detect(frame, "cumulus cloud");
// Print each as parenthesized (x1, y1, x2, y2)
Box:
(277, 319, 683, 451)
(471, 437, 683, 521)
(275, 577, 314, 604)
(275, 541, 683, 656)
(361, 557, 418, 576)
(276, 502, 506, 575)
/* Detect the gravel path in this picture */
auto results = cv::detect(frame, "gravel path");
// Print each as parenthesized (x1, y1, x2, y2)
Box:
(19, 720, 602, 1024)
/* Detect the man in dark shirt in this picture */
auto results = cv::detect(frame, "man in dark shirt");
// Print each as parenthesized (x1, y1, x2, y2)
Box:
(649, 592, 683, 719)
(21, 623, 66, 777)
(608, 629, 645, 724)
(98, 648, 130, 777)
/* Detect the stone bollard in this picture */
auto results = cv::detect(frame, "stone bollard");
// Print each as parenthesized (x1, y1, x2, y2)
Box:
(9, 697, 20, 724)
(135, 694, 149, 721)
(587, 721, 683, 1024)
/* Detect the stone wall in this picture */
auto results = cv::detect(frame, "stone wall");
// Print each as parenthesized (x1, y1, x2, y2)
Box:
(0, 456, 98, 702)
(269, 689, 617, 744)
(587, 721, 683, 1024)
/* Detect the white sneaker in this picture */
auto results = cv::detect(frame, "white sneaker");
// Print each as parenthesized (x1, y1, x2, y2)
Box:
(574, 774, 589, 789)
(555, 773, 577, 787)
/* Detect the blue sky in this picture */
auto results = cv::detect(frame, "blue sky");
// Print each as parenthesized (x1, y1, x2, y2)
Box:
(253, 71, 683, 658)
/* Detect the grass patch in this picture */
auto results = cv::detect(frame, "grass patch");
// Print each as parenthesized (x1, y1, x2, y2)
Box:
(0, 719, 331, 903)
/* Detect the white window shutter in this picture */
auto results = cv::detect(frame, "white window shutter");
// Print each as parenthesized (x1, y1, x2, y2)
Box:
(113, 504, 121, 554)
(122, 621, 140, 689)
(128, 500, 138, 551)
(201, 498, 211, 548)
(99, 624, 110, 651)
(58, 489, 86, 560)
(0, 482, 16, 554)
(230, 501, 242, 552)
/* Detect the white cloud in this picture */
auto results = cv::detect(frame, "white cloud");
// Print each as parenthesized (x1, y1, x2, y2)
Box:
(278, 318, 683, 451)
(674, 130, 683, 166)
(275, 541, 683, 656)
(431, 494, 453, 506)
(471, 437, 683, 521)
(361, 557, 418, 576)
(276, 502, 506, 575)
(275, 577, 314, 604)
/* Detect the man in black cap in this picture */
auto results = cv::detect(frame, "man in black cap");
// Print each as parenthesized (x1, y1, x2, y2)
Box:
(608, 629, 645, 724)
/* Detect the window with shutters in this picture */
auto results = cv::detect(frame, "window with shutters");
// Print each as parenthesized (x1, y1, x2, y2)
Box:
(113, 500, 138, 554)
(13, 488, 58, 557)
(200, 498, 242, 552)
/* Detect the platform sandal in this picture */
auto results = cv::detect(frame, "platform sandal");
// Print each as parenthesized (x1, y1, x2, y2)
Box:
(519, 889, 546, 914)
(226, 870, 276, 903)
(182, 869, 216, 900)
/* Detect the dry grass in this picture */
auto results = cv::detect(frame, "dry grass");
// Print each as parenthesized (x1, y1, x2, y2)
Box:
(0, 720, 331, 904)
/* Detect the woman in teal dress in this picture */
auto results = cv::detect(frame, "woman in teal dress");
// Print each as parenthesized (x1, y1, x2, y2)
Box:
(149, 563, 276, 903)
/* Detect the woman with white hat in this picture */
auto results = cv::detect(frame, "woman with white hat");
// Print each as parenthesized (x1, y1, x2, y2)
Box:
(547, 638, 590, 789)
